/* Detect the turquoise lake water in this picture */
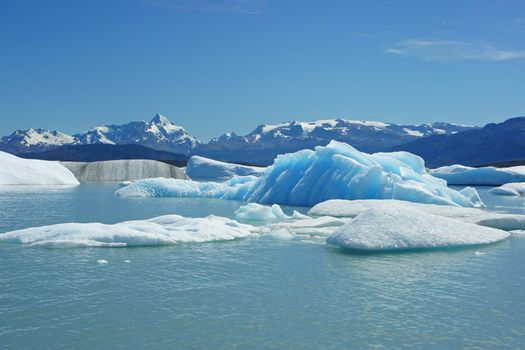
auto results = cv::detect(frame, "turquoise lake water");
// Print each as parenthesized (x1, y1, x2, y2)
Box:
(1, 184, 525, 349)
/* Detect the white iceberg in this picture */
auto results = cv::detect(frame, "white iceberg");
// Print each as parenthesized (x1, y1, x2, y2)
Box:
(0, 151, 79, 185)
(1, 201, 517, 251)
(117, 141, 478, 207)
(234, 203, 289, 223)
(326, 206, 509, 251)
(0, 215, 256, 247)
(431, 164, 525, 185)
(116, 176, 257, 199)
(309, 199, 525, 231)
(489, 183, 525, 196)
(459, 186, 485, 207)
(186, 156, 265, 179)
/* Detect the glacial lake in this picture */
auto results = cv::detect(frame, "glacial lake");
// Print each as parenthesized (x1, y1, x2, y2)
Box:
(1, 184, 525, 349)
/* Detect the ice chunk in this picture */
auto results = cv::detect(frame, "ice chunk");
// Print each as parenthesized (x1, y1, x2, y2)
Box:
(489, 183, 525, 196)
(326, 206, 509, 251)
(309, 199, 525, 231)
(431, 164, 525, 185)
(116, 177, 257, 199)
(234, 203, 289, 223)
(0, 151, 79, 185)
(117, 141, 477, 207)
(0, 215, 256, 247)
(186, 156, 265, 179)
(459, 187, 485, 207)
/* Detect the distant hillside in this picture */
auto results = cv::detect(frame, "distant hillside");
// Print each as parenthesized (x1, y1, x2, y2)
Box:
(18, 144, 188, 167)
(394, 117, 525, 168)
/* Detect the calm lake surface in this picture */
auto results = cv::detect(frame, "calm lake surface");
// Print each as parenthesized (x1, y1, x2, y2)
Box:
(1, 184, 525, 349)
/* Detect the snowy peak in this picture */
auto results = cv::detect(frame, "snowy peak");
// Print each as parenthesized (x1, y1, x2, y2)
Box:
(242, 118, 471, 143)
(76, 114, 200, 154)
(0, 114, 200, 155)
(0, 114, 477, 162)
(151, 113, 170, 124)
(195, 118, 477, 165)
(0, 128, 77, 153)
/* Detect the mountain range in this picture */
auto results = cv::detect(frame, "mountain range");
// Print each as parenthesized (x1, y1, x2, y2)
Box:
(0, 113, 475, 165)
(394, 116, 525, 168)
(0, 114, 199, 155)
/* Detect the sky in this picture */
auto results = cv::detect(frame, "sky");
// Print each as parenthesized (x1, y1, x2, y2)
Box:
(1, 0, 524, 141)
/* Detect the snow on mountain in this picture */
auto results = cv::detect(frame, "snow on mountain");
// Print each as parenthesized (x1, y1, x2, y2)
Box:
(195, 119, 475, 165)
(75, 113, 200, 155)
(0, 128, 77, 153)
(0, 114, 475, 162)
(0, 114, 199, 155)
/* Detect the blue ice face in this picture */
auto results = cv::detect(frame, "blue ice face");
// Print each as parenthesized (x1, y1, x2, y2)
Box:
(117, 141, 479, 208)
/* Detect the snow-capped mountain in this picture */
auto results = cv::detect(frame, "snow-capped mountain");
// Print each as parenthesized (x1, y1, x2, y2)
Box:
(0, 114, 476, 164)
(194, 119, 475, 165)
(0, 128, 77, 154)
(74, 114, 200, 154)
(0, 114, 200, 155)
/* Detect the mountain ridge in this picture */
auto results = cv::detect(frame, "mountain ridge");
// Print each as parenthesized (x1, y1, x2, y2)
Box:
(393, 116, 525, 167)
(0, 113, 477, 165)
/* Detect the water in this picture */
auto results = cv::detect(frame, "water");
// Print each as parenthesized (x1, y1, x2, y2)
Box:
(1, 184, 525, 349)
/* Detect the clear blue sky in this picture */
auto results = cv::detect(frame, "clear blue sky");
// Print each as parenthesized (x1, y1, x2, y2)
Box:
(1, 0, 524, 141)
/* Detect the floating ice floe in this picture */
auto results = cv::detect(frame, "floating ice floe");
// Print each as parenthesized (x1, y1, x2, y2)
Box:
(489, 183, 525, 196)
(0, 151, 79, 185)
(309, 199, 525, 231)
(186, 156, 265, 180)
(234, 202, 309, 223)
(0, 215, 255, 247)
(117, 141, 479, 207)
(1, 200, 521, 251)
(459, 186, 485, 207)
(326, 206, 509, 251)
(431, 164, 525, 185)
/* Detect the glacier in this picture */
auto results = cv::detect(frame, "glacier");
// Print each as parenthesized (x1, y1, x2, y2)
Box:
(186, 156, 265, 179)
(0, 151, 79, 185)
(61, 159, 188, 182)
(117, 141, 478, 207)
(325, 206, 509, 251)
(0, 215, 255, 247)
(431, 164, 525, 185)
(489, 183, 525, 196)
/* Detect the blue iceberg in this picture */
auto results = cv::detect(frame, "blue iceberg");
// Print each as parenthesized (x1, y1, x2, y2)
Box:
(431, 164, 525, 185)
(117, 141, 478, 207)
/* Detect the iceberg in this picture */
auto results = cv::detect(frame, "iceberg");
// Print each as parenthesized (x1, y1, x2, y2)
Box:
(326, 206, 509, 251)
(117, 141, 478, 207)
(0, 151, 79, 185)
(0, 215, 255, 247)
(1, 201, 516, 251)
(234, 203, 289, 223)
(489, 183, 525, 196)
(116, 176, 257, 199)
(431, 164, 525, 185)
(61, 159, 188, 182)
(459, 186, 485, 207)
(309, 199, 525, 231)
(186, 156, 265, 179)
